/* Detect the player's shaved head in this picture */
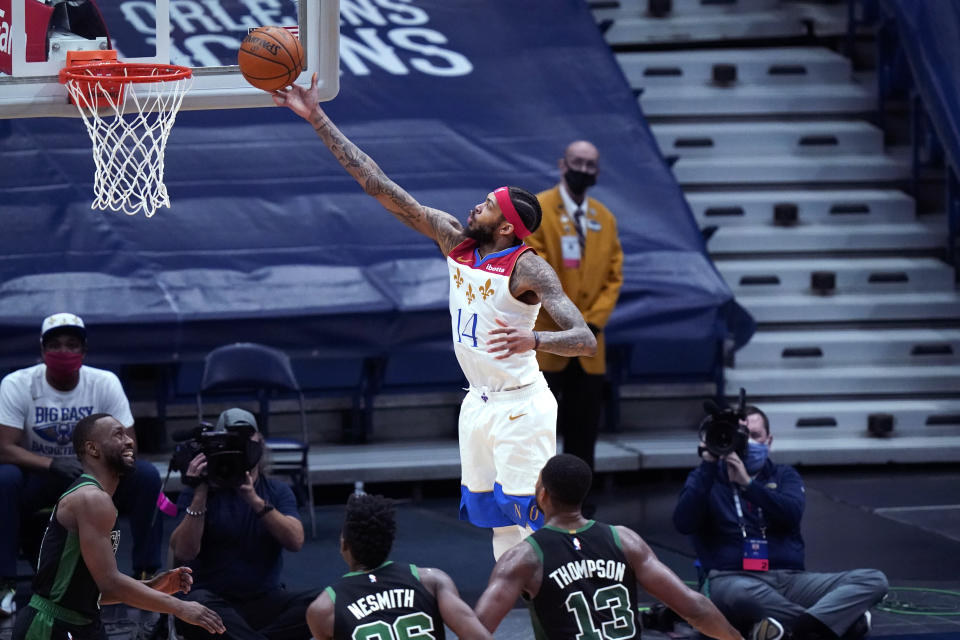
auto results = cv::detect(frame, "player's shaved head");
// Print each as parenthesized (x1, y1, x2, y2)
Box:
(72, 413, 114, 459)
(540, 454, 592, 508)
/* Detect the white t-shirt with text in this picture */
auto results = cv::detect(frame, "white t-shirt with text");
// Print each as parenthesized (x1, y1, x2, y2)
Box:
(0, 364, 133, 458)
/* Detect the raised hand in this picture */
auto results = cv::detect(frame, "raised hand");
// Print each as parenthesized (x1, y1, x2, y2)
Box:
(273, 72, 320, 120)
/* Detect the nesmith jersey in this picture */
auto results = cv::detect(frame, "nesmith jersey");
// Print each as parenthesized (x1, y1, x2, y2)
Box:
(328, 561, 445, 640)
(33, 474, 120, 619)
(447, 240, 541, 391)
(527, 521, 638, 640)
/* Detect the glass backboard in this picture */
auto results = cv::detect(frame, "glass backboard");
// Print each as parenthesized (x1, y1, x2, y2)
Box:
(0, 0, 339, 118)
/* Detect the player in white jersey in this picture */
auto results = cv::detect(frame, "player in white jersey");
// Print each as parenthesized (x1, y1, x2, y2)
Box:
(276, 76, 597, 559)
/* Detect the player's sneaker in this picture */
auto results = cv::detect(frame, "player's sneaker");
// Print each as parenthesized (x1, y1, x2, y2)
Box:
(844, 611, 872, 639)
(751, 617, 785, 640)
(0, 582, 16, 618)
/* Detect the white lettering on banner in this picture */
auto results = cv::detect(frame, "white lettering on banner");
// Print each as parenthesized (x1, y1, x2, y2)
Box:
(341, 27, 409, 75)
(389, 28, 472, 76)
(183, 34, 243, 67)
(201, 1, 258, 31)
(237, 0, 288, 28)
(340, 0, 428, 27)
(112, 0, 473, 78)
(121, 2, 159, 34)
(0, 7, 11, 57)
(171, 2, 222, 33)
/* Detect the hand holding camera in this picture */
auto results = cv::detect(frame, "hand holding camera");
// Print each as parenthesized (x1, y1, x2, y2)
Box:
(698, 388, 749, 459)
(185, 453, 208, 487)
(171, 422, 262, 489)
(238, 472, 259, 507)
(697, 389, 754, 486)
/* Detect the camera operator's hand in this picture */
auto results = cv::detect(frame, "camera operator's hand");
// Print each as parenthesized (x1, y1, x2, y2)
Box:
(49, 456, 84, 482)
(723, 451, 751, 488)
(185, 453, 208, 485)
(698, 441, 718, 463)
(238, 471, 263, 511)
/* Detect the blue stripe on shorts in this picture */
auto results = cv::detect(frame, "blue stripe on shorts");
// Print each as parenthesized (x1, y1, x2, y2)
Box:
(459, 483, 544, 529)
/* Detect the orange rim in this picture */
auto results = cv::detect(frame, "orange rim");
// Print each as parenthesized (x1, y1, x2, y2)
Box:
(59, 62, 192, 85)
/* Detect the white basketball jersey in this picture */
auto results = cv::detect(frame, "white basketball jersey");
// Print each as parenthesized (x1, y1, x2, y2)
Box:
(447, 239, 542, 391)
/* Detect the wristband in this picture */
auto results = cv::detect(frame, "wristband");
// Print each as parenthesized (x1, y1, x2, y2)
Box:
(185, 507, 205, 518)
(256, 504, 275, 518)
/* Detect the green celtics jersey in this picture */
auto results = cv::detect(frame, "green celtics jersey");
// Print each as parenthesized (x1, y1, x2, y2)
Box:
(527, 521, 638, 640)
(32, 474, 120, 619)
(328, 561, 445, 640)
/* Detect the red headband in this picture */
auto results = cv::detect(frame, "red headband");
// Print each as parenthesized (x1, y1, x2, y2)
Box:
(494, 187, 531, 239)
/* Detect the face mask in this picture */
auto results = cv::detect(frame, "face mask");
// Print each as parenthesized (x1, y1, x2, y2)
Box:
(744, 440, 769, 474)
(564, 168, 597, 196)
(43, 351, 84, 379)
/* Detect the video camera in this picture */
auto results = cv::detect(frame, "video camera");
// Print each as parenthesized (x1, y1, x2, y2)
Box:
(698, 387, 750, 458)
(170, 422, 263, 489)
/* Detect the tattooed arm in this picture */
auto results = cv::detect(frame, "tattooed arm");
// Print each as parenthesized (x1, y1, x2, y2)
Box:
(273, 74, 465, 255)
(489, 253, 597, 359)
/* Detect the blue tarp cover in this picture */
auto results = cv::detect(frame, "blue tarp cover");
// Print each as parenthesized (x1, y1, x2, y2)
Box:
(880, 0, 960, 175)
(0, 0, 752, 372)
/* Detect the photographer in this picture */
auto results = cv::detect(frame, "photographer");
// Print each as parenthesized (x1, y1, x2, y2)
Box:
(169, 408, 319, 640)
(673, 404, 888, 640)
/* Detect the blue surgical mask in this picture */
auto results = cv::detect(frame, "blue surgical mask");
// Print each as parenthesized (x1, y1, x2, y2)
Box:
(744, 440, 769, 474)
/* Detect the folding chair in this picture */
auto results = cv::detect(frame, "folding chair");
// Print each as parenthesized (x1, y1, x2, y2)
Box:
(196, 342, 316, 537)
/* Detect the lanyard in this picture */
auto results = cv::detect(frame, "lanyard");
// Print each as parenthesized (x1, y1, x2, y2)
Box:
(732, 489, 766, 540)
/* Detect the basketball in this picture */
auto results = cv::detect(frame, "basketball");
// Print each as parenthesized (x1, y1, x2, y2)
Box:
(238, 26, 305, 92)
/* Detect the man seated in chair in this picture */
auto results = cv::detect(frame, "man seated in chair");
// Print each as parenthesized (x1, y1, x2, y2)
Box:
(169, 408, 320, 640)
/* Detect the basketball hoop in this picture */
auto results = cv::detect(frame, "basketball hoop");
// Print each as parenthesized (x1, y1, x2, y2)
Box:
(59, 57, 193, 218)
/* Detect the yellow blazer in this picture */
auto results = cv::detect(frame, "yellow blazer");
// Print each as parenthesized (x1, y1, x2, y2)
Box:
(527, 185, 624, 375)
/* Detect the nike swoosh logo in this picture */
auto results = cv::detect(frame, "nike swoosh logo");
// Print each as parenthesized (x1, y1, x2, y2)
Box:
(508, 413, 527, 421)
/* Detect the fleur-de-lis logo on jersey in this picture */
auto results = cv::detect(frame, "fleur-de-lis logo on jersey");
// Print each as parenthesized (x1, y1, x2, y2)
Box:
(465, 284, 476, 305)
(453, 269, 464, 289)
(479, 278, 494, 300)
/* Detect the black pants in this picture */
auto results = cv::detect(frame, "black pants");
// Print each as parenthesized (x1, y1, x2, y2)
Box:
(176, 587, 321, 640)
(544, 359, 604, 471)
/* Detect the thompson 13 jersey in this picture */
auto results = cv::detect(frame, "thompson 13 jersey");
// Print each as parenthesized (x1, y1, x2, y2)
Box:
(527, 521, 639, 640)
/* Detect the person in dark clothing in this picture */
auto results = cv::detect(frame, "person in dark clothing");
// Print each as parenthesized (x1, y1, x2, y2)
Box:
(475, 454, 743, 640)
(673, 406, 888, 640)
(306, 493, 491, 640)
(169, 408, 318, 640)
(12, 413, 223, 640)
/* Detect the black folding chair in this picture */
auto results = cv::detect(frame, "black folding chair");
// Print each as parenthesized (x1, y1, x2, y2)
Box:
(196, 342, 315, 537)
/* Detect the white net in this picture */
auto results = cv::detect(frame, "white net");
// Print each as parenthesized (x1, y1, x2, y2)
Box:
(62, 64, 192, 218)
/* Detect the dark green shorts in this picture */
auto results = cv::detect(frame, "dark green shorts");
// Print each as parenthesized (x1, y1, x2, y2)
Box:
(12, 596, 102, 640)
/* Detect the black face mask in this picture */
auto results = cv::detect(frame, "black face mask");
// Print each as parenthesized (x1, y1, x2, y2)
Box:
(564, 168, 597, 196)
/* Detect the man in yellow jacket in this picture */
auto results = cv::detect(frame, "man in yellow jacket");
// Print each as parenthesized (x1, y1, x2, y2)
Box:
(526, 141, 623, 496)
